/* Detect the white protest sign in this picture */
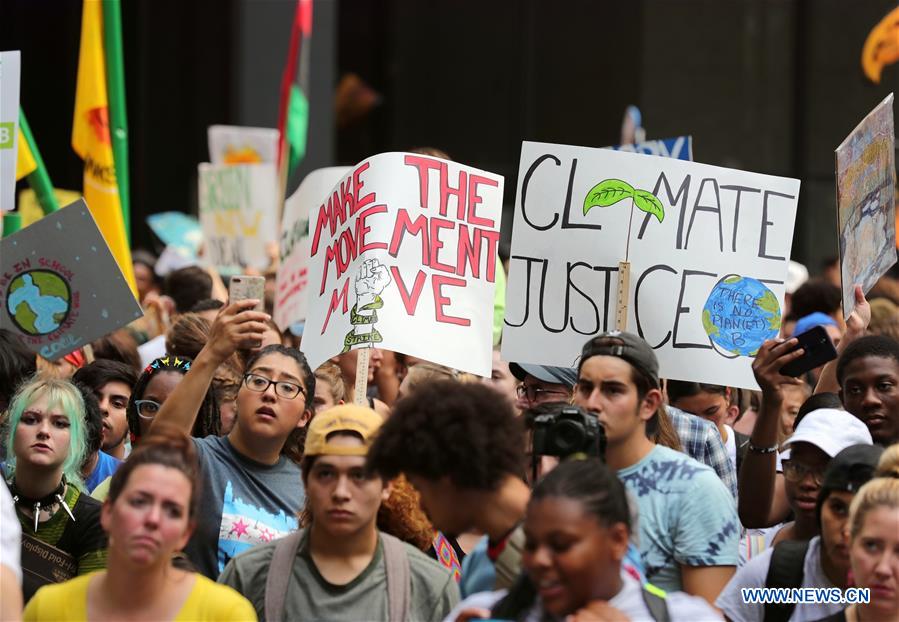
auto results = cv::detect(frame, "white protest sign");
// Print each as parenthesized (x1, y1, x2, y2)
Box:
(274, 166, 351, 330)
(503, 141, 800, 389)
(0, 51, 21, 211)
(0, 199, 143, 360)
(198, 163, 279, 273)
(835, 94, 897, 318)
(302, 152, 504, 377)
(208, 125, 279, 165)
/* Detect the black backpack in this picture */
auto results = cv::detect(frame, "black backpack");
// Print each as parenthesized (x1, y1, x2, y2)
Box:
(491, 573, 670, 622)
(763, 539, 810, 622)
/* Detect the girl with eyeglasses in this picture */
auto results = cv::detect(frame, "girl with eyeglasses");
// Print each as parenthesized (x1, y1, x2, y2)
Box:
(24, 425, 256, 621)
(4, 377, 107, 603)
(149, 300, 315, 579)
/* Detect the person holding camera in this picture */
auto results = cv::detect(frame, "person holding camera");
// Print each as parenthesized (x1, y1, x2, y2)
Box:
(573, 331, 739, 604)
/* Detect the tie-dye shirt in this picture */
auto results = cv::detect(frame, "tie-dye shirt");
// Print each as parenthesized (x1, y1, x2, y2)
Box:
(184, 435, 303, 579)
(617, 444, 739, 592)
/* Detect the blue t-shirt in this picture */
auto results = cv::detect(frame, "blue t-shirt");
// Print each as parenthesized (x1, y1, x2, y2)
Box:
(85, 451, 122, 492)
(618, 444, 739, 591)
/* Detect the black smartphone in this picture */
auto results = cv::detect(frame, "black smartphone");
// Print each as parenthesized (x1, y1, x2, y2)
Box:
(780, 325, 838, 377)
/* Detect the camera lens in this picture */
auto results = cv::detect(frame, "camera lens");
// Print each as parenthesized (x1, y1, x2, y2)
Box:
(551, 419, 586, 455)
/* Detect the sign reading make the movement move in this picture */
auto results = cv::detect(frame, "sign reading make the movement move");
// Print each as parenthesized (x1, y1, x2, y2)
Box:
(835, 93, 897, 318)
(302, 152, 504, 377)
(0, 50, 21, 212)
(502, 141, 800, 389)
(0, 200, 143, 360)
(274, 166, 351, 331)
(198, 163, 279, 273)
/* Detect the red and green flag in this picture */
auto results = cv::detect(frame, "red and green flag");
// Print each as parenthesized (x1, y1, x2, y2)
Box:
(277, 0, 313, 185)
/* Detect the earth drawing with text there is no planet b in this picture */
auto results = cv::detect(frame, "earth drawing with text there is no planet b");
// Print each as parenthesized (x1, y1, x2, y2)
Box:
(702, 275, 781, 357)
(6, 270, 72, 336)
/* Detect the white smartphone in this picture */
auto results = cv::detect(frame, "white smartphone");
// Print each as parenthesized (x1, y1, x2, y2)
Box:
(228, 275, 266, 312)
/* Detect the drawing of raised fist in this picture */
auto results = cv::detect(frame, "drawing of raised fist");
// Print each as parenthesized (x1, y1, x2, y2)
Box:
(355, 258, 392, 301)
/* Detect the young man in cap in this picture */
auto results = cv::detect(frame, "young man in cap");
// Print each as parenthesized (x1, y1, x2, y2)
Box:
(717, 444, 884, 622)
(508, 362, 576, 412)
(573, 331, 739, 603)
(219, 404, 459, 621)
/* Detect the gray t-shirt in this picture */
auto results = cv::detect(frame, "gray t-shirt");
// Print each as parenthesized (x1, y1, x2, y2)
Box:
(219, 529, 460, 621)
(184, 435, 303, 579)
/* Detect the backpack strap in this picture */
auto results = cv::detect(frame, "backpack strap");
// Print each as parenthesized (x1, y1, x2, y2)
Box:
(380, 532, 411, 622)
(764, 539, 810, 622)
(641, 584, 671, 622)
(264, 529, 304, 622)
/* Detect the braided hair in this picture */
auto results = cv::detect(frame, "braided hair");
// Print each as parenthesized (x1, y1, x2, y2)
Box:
(127, 355, 221, 443)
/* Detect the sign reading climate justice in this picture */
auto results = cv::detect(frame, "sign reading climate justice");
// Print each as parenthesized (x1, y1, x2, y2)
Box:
(502, 141, 800, 389)
(302, 153, 504, 377)
(0, 200, 143, 361)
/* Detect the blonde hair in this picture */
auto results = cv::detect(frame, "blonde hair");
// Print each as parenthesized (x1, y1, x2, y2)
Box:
(314, 361, 346, 407)
(848, 444, 899, 540)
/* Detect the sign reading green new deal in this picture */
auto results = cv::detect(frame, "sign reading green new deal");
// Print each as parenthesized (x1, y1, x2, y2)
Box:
(0, 200, 142, 361)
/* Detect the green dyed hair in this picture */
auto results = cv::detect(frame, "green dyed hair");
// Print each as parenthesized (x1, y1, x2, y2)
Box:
(5, 375, 88, 489)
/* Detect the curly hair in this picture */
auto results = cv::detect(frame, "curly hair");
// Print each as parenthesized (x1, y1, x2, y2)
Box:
(836, 335, 899, 386)
(367, 380, 526, 489)
(377, 475, 435, 551)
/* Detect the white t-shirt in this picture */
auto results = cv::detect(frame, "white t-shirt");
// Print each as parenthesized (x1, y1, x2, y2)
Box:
(444, 569, 721, 622)
(724, 424, 737, 470)
(1, 483, 21, 582)
(717, 536, 845, 622)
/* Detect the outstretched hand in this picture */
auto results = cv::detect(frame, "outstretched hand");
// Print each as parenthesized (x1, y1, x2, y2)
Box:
(751, 338, 805, 396)
(203, 299, 270, 363)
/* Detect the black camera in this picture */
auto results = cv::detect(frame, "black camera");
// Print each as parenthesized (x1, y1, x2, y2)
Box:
(531, 405, 605, 460)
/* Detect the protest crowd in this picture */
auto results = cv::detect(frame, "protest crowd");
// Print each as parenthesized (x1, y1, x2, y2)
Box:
(3, 4, 899, 622)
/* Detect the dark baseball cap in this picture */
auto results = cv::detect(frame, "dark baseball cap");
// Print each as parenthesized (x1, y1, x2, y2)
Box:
(579, 331, 660, 388)
(509, 363, 578, 388)
(816, 443, 884, 522)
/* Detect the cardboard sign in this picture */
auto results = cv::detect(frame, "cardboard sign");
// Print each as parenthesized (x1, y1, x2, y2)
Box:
(147, 211, 202, 257)
(502, 141, 800, 389)
(835, 94, 897, 317)
(198, 163, 279, 273)
(610, 136, 693, 161)
(302, 153, 504, 377)
(208, 125, 279, 165)
(274, 166, 351, 331)
(0, 51, 21, 211)
(0, 200, 143, 360)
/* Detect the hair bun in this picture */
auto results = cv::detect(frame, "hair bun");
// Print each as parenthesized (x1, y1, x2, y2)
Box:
(875, 444, 899, 479)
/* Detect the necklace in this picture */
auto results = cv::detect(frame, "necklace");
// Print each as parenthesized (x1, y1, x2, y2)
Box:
(6, 477, 75, 532)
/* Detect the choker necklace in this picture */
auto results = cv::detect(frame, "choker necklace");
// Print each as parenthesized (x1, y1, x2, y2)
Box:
(7, 477, 75, 532)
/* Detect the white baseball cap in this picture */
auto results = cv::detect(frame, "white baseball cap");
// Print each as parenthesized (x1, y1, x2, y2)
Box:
(782, 408, 873, 456)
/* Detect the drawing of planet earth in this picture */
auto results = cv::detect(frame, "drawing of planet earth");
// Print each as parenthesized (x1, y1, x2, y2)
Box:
(702, 275, 781, 357)
(6, 270, 71, 336)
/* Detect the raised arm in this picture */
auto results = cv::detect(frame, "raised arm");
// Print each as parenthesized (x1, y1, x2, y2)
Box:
(815, 285, 870, 394)
(738, 338, 805, 528)
(151, 300, 269, 435)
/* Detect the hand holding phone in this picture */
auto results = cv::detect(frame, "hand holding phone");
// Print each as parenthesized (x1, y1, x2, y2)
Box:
(228, 276, 265, 312)
(779, 325, 838, 378)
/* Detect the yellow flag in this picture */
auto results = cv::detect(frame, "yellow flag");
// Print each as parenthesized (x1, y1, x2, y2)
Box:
(72, 0, 136, 294)
(15, 130, 36, 180)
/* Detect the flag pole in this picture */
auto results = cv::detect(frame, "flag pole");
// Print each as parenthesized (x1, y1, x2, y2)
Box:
(19, 109, 59, 215)
(102, 0, 131, 242)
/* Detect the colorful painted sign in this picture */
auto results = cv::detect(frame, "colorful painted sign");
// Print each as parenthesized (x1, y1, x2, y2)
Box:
(0, 199, 143, 360)
(302, 153, 504, 377)
(502, 141, 800, 389)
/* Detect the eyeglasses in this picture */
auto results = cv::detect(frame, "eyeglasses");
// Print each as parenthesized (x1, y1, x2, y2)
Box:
(134, 399, 162, 420)
(243, 373, 305, 400)
(516, 385, 569, 403)
(781, 460, 825, 486)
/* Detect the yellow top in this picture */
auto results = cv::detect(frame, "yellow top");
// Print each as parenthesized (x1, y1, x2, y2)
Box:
(24, 572, 257, 622)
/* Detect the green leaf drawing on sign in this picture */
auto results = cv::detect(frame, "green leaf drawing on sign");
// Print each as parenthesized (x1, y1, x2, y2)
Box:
(757, 290, 780, 315)
(633, 190, 665, 223)
(702, 309, 720, 337)
(583, 179, 635, 214)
